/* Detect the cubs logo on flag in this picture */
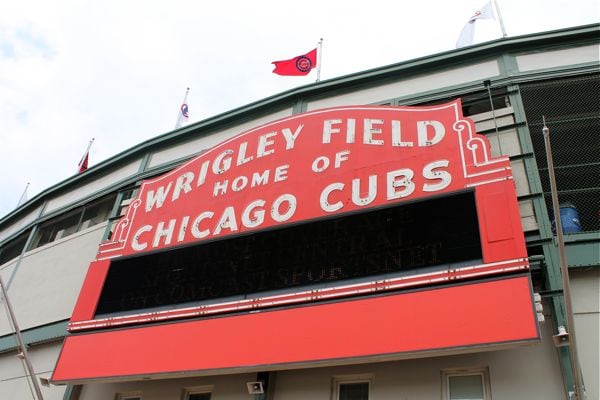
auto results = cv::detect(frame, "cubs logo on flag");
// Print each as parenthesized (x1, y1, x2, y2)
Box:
(175, 88, 190, 129)
(272, 48, 317, 76)
(181, 103, 189, 119)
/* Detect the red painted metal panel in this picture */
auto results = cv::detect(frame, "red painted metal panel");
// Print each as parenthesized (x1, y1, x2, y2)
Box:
(70, 258, 111, 321)
(52, 276, 539, 383)
(476, 180, 527, 263)
(68, 258, 529, 330)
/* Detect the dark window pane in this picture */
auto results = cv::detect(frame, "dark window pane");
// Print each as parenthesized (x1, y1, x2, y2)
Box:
(449, 375, 484, 400)
(34, 211, 81, 248)
(0, 230, 30, 265)
(80, 195, 116, 229)
(339, 382, 369, 400)
(188, 394, 211, 400)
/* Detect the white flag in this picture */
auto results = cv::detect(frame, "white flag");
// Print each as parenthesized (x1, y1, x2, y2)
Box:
(456, 1, 495, 48)
(175, 88, 190, 129)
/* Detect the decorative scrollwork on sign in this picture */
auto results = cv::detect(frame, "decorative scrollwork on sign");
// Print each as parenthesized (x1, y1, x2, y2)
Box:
(453, 119, 511, 185)
(97, 198, 142, 259)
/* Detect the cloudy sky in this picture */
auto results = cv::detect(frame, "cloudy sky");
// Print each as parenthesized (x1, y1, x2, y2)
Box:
(1, 0, 598, 219)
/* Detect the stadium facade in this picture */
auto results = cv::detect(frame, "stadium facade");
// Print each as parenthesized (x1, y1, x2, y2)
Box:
(0, 24, 598, 400)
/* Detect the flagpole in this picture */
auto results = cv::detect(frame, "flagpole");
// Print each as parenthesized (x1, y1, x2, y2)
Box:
(316, 38, 323, 83)
(543, 116, 584, 400)
(16, 182, 30, 208)
(492, 0, 508, 37)
(0, 275, 45, 400)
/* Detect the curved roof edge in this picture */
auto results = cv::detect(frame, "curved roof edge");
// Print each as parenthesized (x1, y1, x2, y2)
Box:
(2, 23, 599, 227)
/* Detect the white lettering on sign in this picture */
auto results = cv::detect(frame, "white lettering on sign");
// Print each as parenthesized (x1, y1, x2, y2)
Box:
(145, 183, 172, 212)
(172, 172, 194, 201)
(131, 107, 467, 254)
(387, 168, 415, 200)
(133, 194, 298, 251)
(363, 119, 384, 145)
(417, 120, 445, 146)
(322, 118, 446, 147)
(319, 160, 452, 213)
(423, 160, 452, 192)
(211, 164, 289, 197)
(145, 125, 304, 213)
(320, 183, 344, 212)
(132, 225, 152, 251)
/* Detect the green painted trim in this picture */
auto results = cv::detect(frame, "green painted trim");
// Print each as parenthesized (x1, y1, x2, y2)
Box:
(103, 191, 127, 242)
(0, 320, 67, 353)
(138, 152, 152, 173)
(498, 53, 520, 78)
(563, 231, 600, 243)
(62, 384, 81, 400)
(62, 385, 74, 400)
(292, 99, 306, 114)
(563, 233, 600, 268)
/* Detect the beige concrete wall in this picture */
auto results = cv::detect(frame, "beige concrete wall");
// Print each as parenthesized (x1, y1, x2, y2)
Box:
(43, 159, 142, 216)
(147, 108, 294, 169)
(79, 373, 258, 400)
(275, 324, 564, 400)
(0, 205, 42, 243)
(306, 60, 500, 110)
(516, 45, 599, 72)
(570, 268, 600, 400)
(0, 222, 106, 335)
(0, 341, 66, 400)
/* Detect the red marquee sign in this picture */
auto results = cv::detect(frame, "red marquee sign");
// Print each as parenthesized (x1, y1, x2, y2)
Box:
(98, 100, 522, 260)
(66, 100, 530, 328)
(53, 101, 536, 384)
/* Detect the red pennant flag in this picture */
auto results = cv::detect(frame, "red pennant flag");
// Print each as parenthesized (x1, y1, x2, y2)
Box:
(78, 138, 94, 173)
(78, 150, 89, 173)
(272, 48, 317, 76)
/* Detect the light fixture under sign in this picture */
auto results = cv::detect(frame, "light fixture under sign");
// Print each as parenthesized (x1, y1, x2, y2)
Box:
(246, 381, 264, 394)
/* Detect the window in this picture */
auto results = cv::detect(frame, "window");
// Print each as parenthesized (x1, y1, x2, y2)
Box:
(442, 368, 491, 400)
(33, 210, 81, 248)
(106, 185, 139, 240)
(183, 385, 213, 400)
(188, 394, 211, 400)
(31, 193, 116, 249)
(0, 229, 30, 266)
(115, 392, 142, 400)
(333, 375, 372, 400)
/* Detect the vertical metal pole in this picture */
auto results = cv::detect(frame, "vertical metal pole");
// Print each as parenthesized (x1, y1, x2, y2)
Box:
(484, 80, 500, 135)
(316, 38, 323, 83)
(0, 275, 44, 400)
(17, 182, 30, 208)
(542, 117, 584, 400)
(492, 0, 508, 37)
